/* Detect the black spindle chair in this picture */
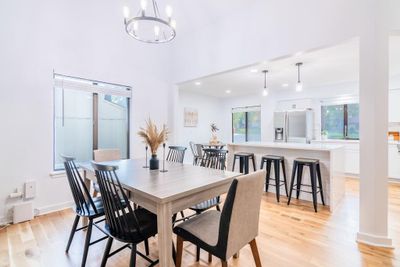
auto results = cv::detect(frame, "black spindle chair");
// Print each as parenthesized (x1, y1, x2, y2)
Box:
(92, 162, 158, 267)
(189, 141, 202, 165)
(166, 146, 187, 163)
(62, 155, 108, 267)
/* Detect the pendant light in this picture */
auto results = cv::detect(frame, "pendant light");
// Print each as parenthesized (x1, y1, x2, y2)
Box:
(262, 70, 269, 96)
(295, 62, 303, 92)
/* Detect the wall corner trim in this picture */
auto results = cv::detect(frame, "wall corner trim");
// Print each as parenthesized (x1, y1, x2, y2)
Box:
(356, 232, 393, 248)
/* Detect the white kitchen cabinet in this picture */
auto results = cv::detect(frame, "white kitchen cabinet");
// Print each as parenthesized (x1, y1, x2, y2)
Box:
(388, 144, 400, 179)
(389, 89, 400, 123)
(277, 98, 313, 110)
(345, 145, 360, 175)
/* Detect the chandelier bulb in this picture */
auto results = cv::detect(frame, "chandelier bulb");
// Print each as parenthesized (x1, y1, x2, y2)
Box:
(170, 19, 177, 29)
(123, 6, 130, 18)
(166, 5, 173, 18)
(154, 25, 160, 36)
(140, 0, 148, 11)
(133, 21, 138, 31)
(263, 89, 268, 97)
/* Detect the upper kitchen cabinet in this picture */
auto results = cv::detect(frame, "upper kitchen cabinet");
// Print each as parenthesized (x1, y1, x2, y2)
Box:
(389, 89, 400, 123)
(277, 98, 314, 111)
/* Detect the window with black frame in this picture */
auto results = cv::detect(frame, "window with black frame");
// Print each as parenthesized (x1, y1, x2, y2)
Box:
(321, 103, 359, 140)
(53, 74, 131, 170)
(232, 106, 261, 143)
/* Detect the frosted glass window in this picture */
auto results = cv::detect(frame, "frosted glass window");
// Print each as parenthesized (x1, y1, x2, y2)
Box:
(53, 74, 131, 170)
(54, 88, 93, 170)
(98, 94, 129, 159)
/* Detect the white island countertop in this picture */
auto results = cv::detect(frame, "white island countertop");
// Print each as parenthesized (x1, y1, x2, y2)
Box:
(228, 141, 344, 152)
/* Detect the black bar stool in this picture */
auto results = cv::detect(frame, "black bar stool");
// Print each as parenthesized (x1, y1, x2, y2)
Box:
(232, 152, 256, 174)
(287, 158, 325, 212)
(260, 155, 288, 202)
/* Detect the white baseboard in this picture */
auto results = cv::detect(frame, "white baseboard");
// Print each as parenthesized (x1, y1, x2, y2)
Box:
(356, 232, 393, 248)
(34, 201, 73, 216)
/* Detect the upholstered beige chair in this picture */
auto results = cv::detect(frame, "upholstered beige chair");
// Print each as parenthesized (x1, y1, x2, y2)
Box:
(92, 149, 121, 198)
(93, 149, 121, 162)
(174, 170, 265, 267)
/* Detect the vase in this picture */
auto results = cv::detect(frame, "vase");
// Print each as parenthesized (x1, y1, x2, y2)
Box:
(149, 154, 159, 170)
(210, 133, 219, 145)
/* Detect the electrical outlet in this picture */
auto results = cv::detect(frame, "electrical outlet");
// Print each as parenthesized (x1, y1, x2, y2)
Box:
(24, 181, 36, 199)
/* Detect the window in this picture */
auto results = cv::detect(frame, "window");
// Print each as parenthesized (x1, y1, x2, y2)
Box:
(53, 74, 131, 170)
(321, 103, 359, 140)
(232, 106, 261, 143)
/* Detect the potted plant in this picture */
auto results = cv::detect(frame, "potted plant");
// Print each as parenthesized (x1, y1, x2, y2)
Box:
(321, 130, 328, 141)
(210, 123, 220, 145)
(138, 119, 169, 170)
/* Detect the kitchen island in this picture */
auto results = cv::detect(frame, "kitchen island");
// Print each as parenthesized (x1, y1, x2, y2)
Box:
(227, 142, 346, 212)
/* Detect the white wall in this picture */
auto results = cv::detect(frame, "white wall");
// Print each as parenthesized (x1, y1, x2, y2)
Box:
(175, 90, 224, 163)
(0, 0, 172, 223)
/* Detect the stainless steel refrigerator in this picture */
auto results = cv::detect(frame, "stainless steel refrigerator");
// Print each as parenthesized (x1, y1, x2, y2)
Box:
(274, 109, 314, 143)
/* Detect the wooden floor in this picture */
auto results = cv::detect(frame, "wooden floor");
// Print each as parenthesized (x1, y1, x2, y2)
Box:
(1, 179, 399, 267)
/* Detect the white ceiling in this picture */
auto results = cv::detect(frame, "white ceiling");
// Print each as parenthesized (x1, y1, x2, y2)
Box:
(179, 36, 400, 98)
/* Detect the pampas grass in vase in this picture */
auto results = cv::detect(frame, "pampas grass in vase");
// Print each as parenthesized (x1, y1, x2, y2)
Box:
(138, 119, 169, 170)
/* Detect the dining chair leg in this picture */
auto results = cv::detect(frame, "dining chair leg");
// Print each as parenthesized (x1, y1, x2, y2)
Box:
(100, 237, 113, 267)
(65, 215, 80, 253)
(129, 244, 137, 267)
(233, 251, 239, 258)
(196, 246, 200, 261)
(216, 205, 221, 211)
(208, 253, 213, 263)
(249, 239, 262, 267)
(176, 236, 184, 267)
(144, 239, 150, 256)
(81, 219, 93, 267)
(221, 260, 228, 267)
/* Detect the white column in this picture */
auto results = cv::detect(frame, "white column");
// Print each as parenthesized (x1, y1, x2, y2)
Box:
(357, 0, 392, 247)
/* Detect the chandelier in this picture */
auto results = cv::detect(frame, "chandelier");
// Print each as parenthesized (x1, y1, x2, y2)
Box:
(123, 0, 176, 44)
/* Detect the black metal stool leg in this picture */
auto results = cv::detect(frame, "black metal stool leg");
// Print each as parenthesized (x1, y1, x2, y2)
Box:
(232, 156, 236, 172)
(244, 157, 249, 174)
(316, 163, 325, 205)
(274, 160, 281, 202)
(239, 157, 244, 173)
(287, 161, 297, 205)
(260, 158, 265, 170)
(296, 164, 304, 199)
(251, 156, 256, 172)
(309, 164, 318, 212)
(281, 160, 289, 197)
(266, 160, 272, 192)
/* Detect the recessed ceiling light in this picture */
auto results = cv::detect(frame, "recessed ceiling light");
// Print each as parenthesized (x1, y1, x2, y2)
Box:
(225, 90, 231, 94)
(250, 69, 258, 73)
(195, 81, 201, 86)
(282, 83, 289, 87)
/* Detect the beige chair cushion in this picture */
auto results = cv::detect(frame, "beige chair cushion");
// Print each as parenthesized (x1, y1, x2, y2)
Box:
(93, 149, 121, 162)
(175, 210, 220, 246)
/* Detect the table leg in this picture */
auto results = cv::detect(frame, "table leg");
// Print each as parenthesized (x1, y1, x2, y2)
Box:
(83, 170, 91, 227)
(157, 202, 174, 267)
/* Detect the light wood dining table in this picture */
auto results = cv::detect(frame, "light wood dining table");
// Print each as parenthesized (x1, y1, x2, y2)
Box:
(79, 159, 241, 267)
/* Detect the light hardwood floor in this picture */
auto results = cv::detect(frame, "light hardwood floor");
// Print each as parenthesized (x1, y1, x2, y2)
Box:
(1, 179, 399, 267)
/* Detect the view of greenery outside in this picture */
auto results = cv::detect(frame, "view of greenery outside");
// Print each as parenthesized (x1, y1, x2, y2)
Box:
(321, 103, 359, 140)
(248, 111, 262, 141)
(232, 112, 246, 143)
(232, 109, 261, 143)
(347, 104, 360, 139)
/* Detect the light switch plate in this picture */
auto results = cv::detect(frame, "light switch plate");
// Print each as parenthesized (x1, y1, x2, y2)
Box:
(24, 181, 36, 199)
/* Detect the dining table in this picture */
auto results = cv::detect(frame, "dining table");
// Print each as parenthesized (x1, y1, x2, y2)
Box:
(79, 159, 241, 267)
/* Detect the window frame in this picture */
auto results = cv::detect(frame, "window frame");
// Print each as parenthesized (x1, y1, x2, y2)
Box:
(321, 103, 359, 140)
(231, 105, 261, 143)
(53, 73, 131, 171)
